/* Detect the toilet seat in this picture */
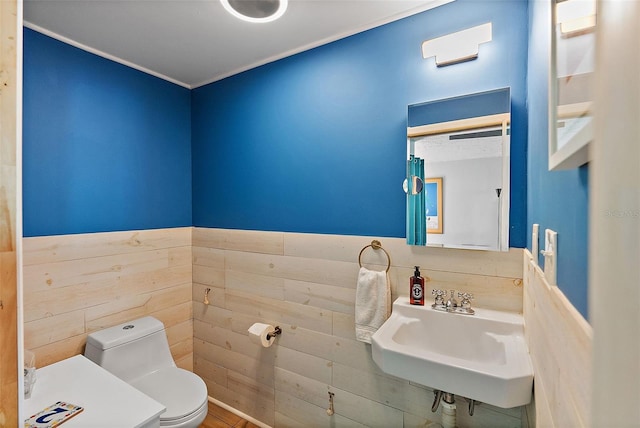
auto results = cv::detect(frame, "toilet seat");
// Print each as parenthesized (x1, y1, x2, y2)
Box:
(159, 399, 208, 427)
(131, 367, 208, 427)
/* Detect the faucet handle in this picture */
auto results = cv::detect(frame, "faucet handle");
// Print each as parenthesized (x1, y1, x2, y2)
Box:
(458, 292, 474, 308)
(431, 289, 446, 306)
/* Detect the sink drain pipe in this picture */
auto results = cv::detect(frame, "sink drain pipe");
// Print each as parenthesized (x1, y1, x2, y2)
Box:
(440, 393, 457, 428)
(432, 390, 480, 428)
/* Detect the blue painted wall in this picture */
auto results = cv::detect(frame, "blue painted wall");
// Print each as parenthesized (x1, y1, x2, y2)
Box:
(23, 28, 192, 236)
(191, 0, 529, 246)
(526, 1, 589, 318)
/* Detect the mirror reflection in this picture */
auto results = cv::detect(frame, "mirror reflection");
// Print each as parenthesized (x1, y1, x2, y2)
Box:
(410, 125, 507, 250)
(406, 88, 511, 251)
(402, 176, 424, 195)
(549, 0, 595, 170)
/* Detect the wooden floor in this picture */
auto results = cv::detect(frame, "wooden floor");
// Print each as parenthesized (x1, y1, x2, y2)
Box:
(199, 401, 261, 428)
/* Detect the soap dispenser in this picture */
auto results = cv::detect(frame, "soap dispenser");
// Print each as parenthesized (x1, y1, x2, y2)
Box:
(410, 266, 425, 305)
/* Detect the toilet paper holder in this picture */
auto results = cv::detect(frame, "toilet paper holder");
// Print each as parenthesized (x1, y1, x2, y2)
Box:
(266, 326, 282, 341)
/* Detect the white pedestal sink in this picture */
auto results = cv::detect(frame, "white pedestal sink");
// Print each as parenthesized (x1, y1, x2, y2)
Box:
(371, 297, 533, 409)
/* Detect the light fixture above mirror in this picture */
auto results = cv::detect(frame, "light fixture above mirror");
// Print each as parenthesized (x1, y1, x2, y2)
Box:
(422, 23, 492, 67)
(220, 0, 288, 23)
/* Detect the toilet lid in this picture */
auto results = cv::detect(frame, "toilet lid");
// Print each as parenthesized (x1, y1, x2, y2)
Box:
(131, 367, 208, 421)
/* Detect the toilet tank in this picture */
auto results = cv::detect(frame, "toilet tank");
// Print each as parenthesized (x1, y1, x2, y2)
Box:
(84, 316, 176, 383)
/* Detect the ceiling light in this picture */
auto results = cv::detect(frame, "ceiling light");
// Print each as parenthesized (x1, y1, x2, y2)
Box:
(220, 0, 288, 23)
(422, 23, 492, 67)
(556, 0, 596, 36)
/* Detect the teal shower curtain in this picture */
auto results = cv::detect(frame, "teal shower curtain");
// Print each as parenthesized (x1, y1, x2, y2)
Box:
(406, 155, 426, 246)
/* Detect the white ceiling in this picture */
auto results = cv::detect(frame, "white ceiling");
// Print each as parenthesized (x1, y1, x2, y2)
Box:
(24, 0, 452, 89)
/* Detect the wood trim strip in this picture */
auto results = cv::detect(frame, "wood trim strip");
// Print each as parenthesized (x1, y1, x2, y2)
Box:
(407, 113, 511, 138)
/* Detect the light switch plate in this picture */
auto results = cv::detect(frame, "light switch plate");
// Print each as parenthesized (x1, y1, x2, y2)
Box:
(541, 229, 557, 286)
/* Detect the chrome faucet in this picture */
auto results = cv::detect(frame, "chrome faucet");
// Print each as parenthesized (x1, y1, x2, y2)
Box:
(445, 290, 458, 310)
(431, 289, 475, 315)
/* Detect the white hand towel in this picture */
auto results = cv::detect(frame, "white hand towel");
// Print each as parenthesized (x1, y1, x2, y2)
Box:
(355, 266, 391, 344)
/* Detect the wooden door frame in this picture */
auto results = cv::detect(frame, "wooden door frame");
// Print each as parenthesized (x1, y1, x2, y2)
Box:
(1, 0, 21, 425)
(591, 0, 640, 424)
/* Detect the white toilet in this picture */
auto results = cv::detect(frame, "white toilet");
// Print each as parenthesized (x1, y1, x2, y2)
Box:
(84, 316, 208, 428)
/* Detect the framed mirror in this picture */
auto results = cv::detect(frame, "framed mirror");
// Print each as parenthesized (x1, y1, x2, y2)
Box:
(548, 0, 595, 170)
(406, 88, 510, 251)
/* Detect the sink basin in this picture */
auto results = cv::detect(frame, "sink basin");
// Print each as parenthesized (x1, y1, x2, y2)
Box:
(371, 297, 533, 408)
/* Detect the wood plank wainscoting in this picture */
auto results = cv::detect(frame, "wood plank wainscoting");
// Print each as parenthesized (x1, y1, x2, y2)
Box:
(192, 228, 527, 427)
(523, 249, 592, 427)
(22, 227, 194, 369)
(22, 227, 533, 427)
